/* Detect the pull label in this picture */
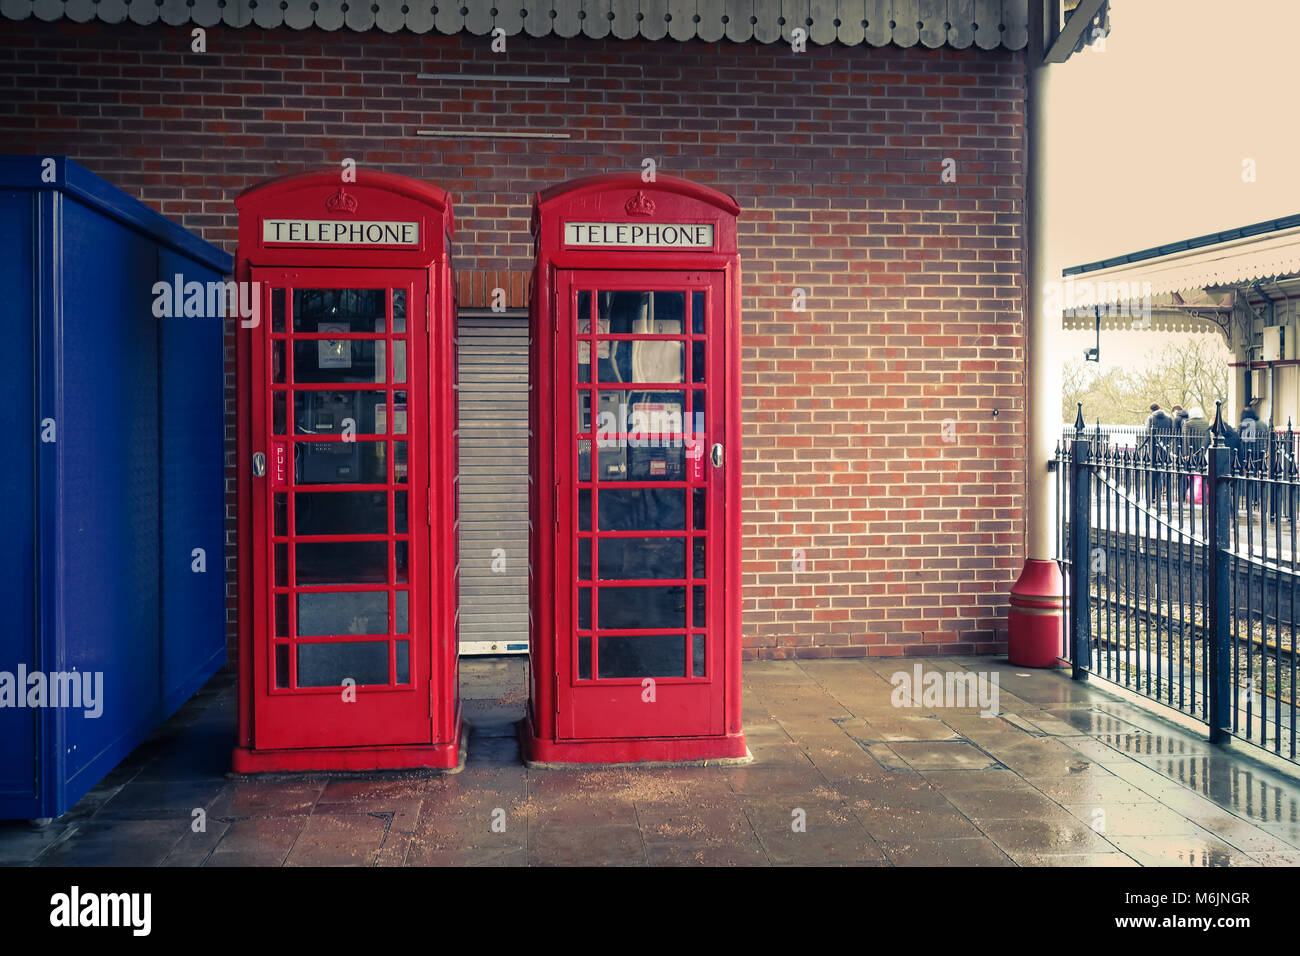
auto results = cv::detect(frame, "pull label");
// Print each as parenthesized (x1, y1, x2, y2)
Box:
(271, 442, 288, 488)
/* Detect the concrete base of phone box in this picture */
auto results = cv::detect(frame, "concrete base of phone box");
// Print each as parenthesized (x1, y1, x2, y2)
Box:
(231, 713, 467, 775)
(519, 713, 752, 767)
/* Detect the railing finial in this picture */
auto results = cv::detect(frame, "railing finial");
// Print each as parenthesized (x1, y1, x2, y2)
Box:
(1074, 402, 1085, 435)
(1211, 400, 1224, 446)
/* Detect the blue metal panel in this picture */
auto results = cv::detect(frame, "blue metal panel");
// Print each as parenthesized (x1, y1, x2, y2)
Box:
(0, 188, 39, 819)
(0, 155, 231, 819)
(58, 198, 161, 805)
(157, 246, 228, 710)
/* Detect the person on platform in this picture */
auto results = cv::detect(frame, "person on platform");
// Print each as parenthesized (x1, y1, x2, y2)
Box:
(1239, 397, 1265, 464)
(1144, 403, 1176, 497)
(1172, 404, 1189, 433)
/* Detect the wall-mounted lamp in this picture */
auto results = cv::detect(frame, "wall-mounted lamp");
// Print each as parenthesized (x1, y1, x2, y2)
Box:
(1084, 306, 1100, 363)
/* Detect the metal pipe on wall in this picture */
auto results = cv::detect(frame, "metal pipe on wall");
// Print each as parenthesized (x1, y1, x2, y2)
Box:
(1007, 1, 1066, 666)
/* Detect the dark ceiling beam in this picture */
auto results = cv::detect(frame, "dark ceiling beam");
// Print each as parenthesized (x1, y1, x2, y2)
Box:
(1045, 0, 1106, 63)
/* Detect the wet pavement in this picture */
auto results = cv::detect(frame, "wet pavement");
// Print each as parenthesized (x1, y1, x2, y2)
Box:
(5, 656, 1300, 866)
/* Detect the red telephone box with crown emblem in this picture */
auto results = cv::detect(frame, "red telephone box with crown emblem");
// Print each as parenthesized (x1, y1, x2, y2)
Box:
(231, 170, 462, 772)
(524, 173, 747, 764)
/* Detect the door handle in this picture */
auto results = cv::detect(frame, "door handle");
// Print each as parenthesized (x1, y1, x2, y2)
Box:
(711, 443, 724, 468)
(252, 451, 267, 477)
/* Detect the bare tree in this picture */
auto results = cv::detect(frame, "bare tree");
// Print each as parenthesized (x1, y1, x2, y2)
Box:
(1062, 335, 1230, 425)
(1129, 337, 1229, 415)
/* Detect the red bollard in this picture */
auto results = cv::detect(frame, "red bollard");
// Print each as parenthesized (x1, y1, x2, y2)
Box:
(1007, 559, 1063, 668)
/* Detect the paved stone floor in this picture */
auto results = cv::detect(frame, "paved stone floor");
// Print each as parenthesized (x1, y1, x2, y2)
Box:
(6, 656, 1300, 866)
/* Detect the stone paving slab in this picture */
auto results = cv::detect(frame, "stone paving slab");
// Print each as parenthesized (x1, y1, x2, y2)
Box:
(5, 656, 1300, 866)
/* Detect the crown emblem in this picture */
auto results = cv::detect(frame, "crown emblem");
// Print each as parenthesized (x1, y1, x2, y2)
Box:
(624, 190, 655, 216)
(325, 186, 358, 214)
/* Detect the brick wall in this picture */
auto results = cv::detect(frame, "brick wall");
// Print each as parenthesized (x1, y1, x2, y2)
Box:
(0, 20, 1026, 660)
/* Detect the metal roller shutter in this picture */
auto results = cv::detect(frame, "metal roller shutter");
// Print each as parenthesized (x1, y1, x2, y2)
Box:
(457, 308, 530, 654)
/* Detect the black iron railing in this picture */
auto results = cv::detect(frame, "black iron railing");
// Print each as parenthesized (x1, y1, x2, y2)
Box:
(1054, 405, 1300, 761)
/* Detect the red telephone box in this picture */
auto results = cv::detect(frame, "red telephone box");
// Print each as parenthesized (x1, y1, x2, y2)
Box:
(231, 170, 462, 772)
(524, 173, 747, 764)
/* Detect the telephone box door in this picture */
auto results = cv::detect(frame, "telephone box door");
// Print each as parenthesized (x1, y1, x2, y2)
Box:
(556, 270, 727, 740)
(250, 266, 432, 751)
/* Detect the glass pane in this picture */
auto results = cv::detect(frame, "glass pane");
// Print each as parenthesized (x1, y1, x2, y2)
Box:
(603, 339, 683, 384)
(275, 594, 289, 636)
(578, 538, 591, 579)
(593, 391, 626, 480)
(629, 441, 686, 483)
(295, 491, 388, 536)
(693, 488, 706, 530)
(294, 391, 389, 436)
(577, 587, 591, 628)
(598, 290, 685, 333)
(598, 489, 684, 531)
(692, 634, 705, 677)
(295, 440, 388, 485)
(392, 289, 407, 334)
(693, 585, 706, 627)
(273, 391, 286, 434)
(275, 643, 289, 688)
(296, 541, 388, 585)
(578, 391, 591, 431)
(274, 494, 288, 536)
(597, 585, 686, 630)
(396, 641, 410, 683)
(395, 491, 408, 534)
(692, 341, 705, 383)
(578, 635, 591, 680)
(396, 541, 408, 583)
(391, 392, 407, 434)
(297, 591, 388, 637)
(272, 287, 286, 333)
(578, 339, 593, 383)
(578, 439, 591, 481)
(598, 634, 686, 679)
(577, 290, 593, 383)
(296, 641, 389, 687)
(693, 538, 706, 578)
(691, 290, 705, 335)
(578, 489, 591, 531)
(598, 537, 684, 580)
(272, 340, 285, 383)
(293, 289, 387, 333)
(378, 340, 407, 384)
(294, 339, 384, 384)
(394, 440, 408, 483)
(274, 543, 288, 587)
(396, 591, 409, 634)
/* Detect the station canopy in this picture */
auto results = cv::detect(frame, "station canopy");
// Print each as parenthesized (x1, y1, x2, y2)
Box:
(1060, 214, 1300, 335)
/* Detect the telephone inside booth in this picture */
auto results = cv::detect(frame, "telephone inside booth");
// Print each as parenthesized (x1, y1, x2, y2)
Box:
(273, 289, 410, 488)
(579, 290, 695, 486)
